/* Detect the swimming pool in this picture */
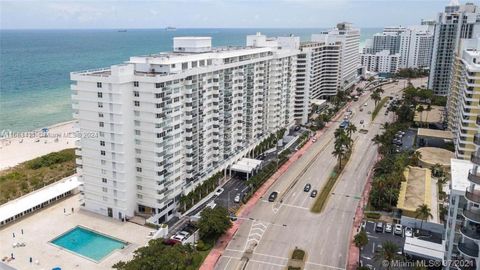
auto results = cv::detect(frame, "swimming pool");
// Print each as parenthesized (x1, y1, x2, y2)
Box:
(50, 226, 127, 262)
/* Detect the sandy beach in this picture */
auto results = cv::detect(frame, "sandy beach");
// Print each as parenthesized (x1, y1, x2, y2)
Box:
(0, 121, 78, 171)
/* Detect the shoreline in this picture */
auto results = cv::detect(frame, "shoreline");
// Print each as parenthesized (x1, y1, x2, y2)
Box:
(0, 120, 78, 171)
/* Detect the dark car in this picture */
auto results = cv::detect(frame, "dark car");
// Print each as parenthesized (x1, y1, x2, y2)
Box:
(304, 184, 311, 192)
(310, 190, 318, 198)
(268, 191, 278, 202)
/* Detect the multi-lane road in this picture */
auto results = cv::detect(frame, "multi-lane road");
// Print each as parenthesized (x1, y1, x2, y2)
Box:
(214, 78, 426, 270)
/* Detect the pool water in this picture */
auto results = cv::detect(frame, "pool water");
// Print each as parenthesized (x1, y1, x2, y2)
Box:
(51, 226, 127, 262)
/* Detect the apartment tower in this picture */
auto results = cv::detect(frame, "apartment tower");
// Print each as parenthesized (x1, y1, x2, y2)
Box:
(71, 36, 297, 223)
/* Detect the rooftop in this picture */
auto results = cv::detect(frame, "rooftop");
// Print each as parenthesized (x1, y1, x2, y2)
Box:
(0, 176, 81, 223)
(417, 128, 453, 140)
(413, 105, 445, 124)
(417, 147, 455, 169)
(451, 158, 473, 195)
(397, 166, 433, 218)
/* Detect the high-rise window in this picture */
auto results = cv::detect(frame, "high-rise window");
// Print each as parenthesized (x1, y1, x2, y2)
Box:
(97, 82, 102, 88)
(134, 81, 139, 87)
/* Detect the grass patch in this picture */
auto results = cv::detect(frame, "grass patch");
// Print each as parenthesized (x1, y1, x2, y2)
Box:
(292, 249, 306, 260)
(0, 148, 76, 204)
(365, 212, 381, 219)
(371, 97, 389, 121)
(311, 152, 351, 213)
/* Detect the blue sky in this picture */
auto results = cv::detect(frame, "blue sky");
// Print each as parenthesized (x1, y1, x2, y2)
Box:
(0, 0, 453, 29)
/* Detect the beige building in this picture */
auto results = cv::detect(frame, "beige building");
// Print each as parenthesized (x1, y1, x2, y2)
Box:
(448, 38, 480, 160)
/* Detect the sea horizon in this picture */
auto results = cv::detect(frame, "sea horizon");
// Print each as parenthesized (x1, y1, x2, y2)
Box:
(0, 27, 382, 133)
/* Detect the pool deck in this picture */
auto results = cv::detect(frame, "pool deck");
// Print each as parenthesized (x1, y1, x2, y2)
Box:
(0, 194, 152, 270)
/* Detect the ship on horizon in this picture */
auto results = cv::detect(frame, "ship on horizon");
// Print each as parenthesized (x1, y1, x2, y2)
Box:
(165, 26, 176, 31)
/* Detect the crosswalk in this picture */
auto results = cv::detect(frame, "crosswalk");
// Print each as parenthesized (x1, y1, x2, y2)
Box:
(244, 220, 268, 251)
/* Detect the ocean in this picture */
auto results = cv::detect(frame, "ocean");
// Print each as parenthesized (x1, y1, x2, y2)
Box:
(0, 28, 382, 132)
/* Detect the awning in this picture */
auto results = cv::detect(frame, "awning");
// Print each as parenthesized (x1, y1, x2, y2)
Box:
(403, 237, 444, 261)
(230, 158, 262, 174)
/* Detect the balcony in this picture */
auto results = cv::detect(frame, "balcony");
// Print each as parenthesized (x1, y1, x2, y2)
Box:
(477, 116, 480, 126)
(474, 134, 480, 146)
(466, 188, 480, 204)
(464, 207, 480, 223)
(458, 242, 479, 258)
(461, 225, 480, 241)
(472, 153, 480, 166)
(469, 170, 480, 185)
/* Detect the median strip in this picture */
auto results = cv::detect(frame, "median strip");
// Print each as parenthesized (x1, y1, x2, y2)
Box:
(371, 97, 389, 121)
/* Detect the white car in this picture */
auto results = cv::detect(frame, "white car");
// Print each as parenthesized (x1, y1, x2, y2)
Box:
(394, 224, 403, 235)
(234, 194, 241, 203)
(312, 138, 317, 143)
(170, 234, 185, 241)
(177, 231, 190, 239)
(385, 223, 393, 233)
(214, 188, 224, 196)
(405, 227, 413, 237)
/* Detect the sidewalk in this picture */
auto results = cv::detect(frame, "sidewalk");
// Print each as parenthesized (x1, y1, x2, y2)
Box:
(200, 103, 352, 270)
(346, 154, 381, 270)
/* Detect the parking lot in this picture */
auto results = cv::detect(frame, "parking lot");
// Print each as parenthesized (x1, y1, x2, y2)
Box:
(360, 220, 406, 269)
(214, 177, 248, 213)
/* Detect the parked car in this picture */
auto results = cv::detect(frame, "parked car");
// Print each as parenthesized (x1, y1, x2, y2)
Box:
(394, 224, 403, 236)
(215, 188, 224, 196)
(268, 191, 278, 202)
(385, 223, 393, 233)
(170, 234, 185, 241)
(177, 231, 190, 239)
(375, 222, 384, 233)
(304, 184, 311, 192)
(234, 193, 241, 203)
(312, 138, 317, 143)
(360, 120, 364, 124)
(359, 107, 364, 112)
(405, 227, 413, 237)
(310, 190, 318, 198)
(361, 220, 367, 230)
(364, 103, 368, 107)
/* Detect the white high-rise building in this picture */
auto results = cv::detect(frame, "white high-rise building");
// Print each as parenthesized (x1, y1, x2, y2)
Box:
(312, 22, 361, 91)
(294, 41, 341, 124)
(429, 2, 480, 96)
(361, 50, 401, 74)
(71, 36, 297, 223)
(362, 24, 434, 73)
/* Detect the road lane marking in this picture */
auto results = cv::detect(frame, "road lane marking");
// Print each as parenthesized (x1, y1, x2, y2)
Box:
(278, 203, 309, 210)
(248, 259, 286, 268)
(252, 252, 289, 261)
(223, 257, 232, 270)
(305, 261, 345, 270)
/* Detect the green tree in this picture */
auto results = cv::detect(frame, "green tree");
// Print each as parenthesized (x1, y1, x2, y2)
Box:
(332, 144, 347, 170)
(113, 239, 198, 270)
(346, 123, 358, 139)
(374, 241, 402, 270)
(416, 105, 425, 127)
(198, 206, 232, 243)
(410, 151, 422, 166)
(354, 229, 368, 249)
(371, 91, 381, 106)
(415, 204, 433, 230)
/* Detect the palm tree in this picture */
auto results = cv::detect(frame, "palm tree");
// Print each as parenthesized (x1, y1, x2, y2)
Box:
(415, 204, 433, 230)
(431, 163, 444, 177)
(346, 123, 357, 139)
(332, 145, 346, 170)
(416, 105, 425, 127)
(371, 91, 381, 106)
(374, 241, 402, 270)
(410, 151, 422, 166)
(375, 87, 385, 95)
(424, 104, 432, 128)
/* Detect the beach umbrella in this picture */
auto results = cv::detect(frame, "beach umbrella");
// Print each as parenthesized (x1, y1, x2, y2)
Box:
(52, 267, 61, 270)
